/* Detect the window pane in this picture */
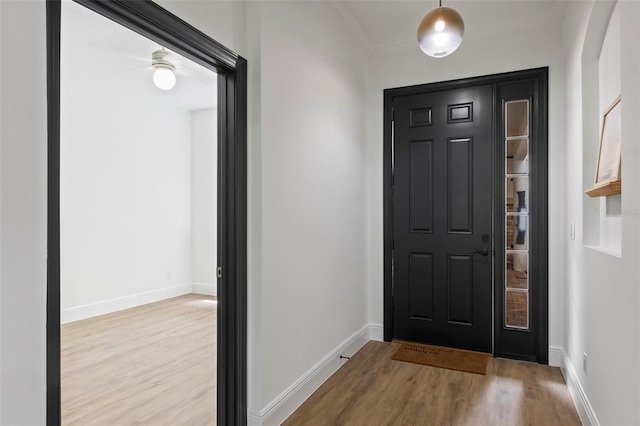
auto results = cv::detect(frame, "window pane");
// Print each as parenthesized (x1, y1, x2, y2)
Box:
(506, 138, 528, 174)
(506, 177, 528, 213)
(506, 253, 528, 290)
(506, 215, 528, 251)
(506, 100, 529, 137)
(505, 290, 528, 329)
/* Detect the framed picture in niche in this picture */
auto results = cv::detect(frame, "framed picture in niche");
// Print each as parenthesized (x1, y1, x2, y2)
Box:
(586, 95, 622, 197)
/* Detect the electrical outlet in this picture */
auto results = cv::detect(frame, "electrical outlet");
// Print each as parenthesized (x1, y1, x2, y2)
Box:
(167, 272, 172, 281)
(583, 352, 587, 373)
(570, 222, 575, 240)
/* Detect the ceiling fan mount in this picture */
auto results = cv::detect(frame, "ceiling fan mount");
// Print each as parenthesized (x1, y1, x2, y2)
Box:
(151, 49, 176, 90)
(152, 49, 175, 71)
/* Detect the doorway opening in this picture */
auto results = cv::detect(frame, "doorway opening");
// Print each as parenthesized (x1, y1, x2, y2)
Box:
(383, 68, 548, 363)
(59, 1, 218, 422)
(47, 1, 247, 425)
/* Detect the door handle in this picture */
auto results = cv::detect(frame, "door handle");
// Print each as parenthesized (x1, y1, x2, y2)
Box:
(474, 249, 490, 257)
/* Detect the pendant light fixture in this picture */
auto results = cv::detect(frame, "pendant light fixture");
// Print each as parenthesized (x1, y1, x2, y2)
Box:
(417, 0, 465, 58)
(152, 48, 176, 91)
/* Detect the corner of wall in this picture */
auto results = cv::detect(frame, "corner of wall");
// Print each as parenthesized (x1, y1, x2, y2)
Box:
(559, 348, 600, 426)
(548, 346, 563, 367)
(248, 324, 379, 426)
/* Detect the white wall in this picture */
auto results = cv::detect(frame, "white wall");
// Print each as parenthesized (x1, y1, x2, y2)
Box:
(60, 14, 194, 321)
(563, 1, 640, 424)
(60, 0, 221, 320)
(258, 1, 368, 409)
(191, 107, 218, 294)
(0, 1, 47, 424)
(364, 20, 567, 352)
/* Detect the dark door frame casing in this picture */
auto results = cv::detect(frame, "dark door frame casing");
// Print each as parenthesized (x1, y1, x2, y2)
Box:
(383, 68, 548, 364)
(46, 1, 247, 424)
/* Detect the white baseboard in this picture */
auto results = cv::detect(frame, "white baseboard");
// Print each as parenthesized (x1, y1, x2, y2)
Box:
(559, 348, 600, 426)
(248, 323, 380, 426)
(192, 283, 217, 296)
(61, 284, 192, 324)
(369, 323, 384, 341)
(247, 412, 262, 426)
(548, 345, 563, 367)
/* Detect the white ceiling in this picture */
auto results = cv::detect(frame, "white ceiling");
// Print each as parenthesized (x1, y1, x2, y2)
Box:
(62, 0, 217, 111)
(62, 0, 567, 96)
(330, 0, 568, 55)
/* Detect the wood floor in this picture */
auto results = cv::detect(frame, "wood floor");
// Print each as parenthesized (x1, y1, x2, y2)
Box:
(63, 299, 580, 426)
(61, 294, 216, 425)
(284, 341, 581, 426)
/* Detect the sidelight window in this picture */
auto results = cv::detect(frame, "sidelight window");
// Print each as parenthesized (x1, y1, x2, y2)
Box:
(504, 100, 530, 330)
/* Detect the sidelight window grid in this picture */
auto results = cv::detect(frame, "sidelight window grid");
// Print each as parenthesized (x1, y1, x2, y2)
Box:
(504, 100, 530, 330)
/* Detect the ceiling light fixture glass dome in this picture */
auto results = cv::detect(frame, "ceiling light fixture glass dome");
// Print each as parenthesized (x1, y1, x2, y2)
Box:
(417, 1, 465, 58)
(152, 49, 177, 91)
(153, 66, 176, 90)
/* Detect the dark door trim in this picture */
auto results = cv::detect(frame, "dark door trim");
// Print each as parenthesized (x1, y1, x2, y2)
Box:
(46, 1, 247, 424)
(383, 68, 548, 363)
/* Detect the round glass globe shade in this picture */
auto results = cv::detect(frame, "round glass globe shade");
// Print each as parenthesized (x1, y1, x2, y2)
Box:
(417, 7, 465, 58)
(153, 67, 176, 90)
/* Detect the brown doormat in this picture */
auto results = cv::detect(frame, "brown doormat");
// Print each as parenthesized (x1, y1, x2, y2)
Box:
(391, 340, 492, 375)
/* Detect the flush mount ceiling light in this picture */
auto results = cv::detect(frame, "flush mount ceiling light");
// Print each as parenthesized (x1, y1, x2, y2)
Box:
(417, 0, 465, 58)
(152, 49, 176, 90)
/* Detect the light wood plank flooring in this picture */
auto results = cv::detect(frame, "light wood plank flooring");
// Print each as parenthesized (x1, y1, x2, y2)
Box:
(61, 294, 216, 426)
(284, 341, 581, 426)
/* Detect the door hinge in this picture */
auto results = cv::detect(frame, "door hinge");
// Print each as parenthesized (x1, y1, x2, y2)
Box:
(217, 267, 222, 278)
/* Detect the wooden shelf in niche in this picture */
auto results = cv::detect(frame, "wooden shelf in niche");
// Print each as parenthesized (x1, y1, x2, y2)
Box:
(585, 180, 621, 197)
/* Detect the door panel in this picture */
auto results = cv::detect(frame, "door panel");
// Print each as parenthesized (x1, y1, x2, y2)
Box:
(409, 140, 434, 233)
(393, 85, 493, 353)
(447, 254, 473, 325)
(409, 253, 434, 320)
(447, 137, 473, 233)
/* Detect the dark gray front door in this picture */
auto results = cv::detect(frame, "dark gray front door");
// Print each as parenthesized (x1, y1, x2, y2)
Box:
(392, 85, 493, 353)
